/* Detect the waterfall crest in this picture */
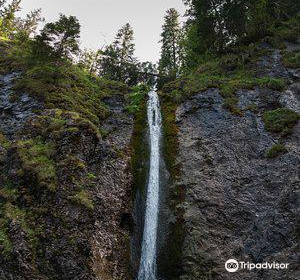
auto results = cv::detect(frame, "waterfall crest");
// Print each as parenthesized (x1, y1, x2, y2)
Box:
(137, 90, 162, 280)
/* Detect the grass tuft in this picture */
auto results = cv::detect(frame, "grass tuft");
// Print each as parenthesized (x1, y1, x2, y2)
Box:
(265, 143, 287, 158)
(263, 108, 300, 135)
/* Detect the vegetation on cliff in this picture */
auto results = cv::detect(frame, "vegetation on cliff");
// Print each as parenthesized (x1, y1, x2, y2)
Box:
(157, 2, 300, 279)
(0, 1, 136, 278)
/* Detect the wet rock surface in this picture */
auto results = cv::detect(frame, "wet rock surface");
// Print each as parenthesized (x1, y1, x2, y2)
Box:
(175, 52, 300, 279)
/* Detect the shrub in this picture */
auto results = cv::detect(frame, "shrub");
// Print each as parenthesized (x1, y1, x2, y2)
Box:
(126, 84, 149, 114)
(263, 108, 300, 135)
(266, 144, 287, 158)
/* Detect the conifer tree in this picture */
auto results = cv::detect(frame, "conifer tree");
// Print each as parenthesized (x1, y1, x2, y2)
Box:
(37, 14, 81, 59)
(158, 8, 183, 80)
(100, 23, 139, 85)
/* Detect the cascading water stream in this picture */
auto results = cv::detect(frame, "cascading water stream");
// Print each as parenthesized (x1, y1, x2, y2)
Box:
(137, 90, 162, 280)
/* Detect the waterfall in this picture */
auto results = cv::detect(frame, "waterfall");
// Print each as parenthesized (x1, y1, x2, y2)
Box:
(137, 90, 162, 280)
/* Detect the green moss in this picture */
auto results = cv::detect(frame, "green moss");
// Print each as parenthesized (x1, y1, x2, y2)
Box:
(14, 62, 110, 125)
(0, 132, 10, 149)
(159, 98, 185, 278)
(246, 103, 259, 113)
(161, 55, 287, 113)
(86, 173, 97, 180)
(257, 77, 287, 91)
(32, 110, 101, 140)
(266, 144, 287, 158)
(130, 96, 149, 197)
(263, 108, 300, 135)
(0, 180, 18, 202)
(68, 190, 94, 211)
(0, 228, 12, 256)
(0, 203, 43, 257)
(17, 139, 57, 192)
(222, 97, 243, 116)
(0, 40, 30, 74)
(282, 50, 300, 69)
(161, 101, 180, 179)
(59, 155, 86, 172)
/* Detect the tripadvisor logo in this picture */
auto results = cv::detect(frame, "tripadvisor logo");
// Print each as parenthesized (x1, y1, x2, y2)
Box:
(225, 259, 239, 273)
(225, 259, 289, 273)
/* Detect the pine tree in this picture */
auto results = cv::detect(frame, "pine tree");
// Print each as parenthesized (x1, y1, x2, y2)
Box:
(158, 8, 183, 80)
(99, 23, 139, 85)
(37, 14, 81, 59)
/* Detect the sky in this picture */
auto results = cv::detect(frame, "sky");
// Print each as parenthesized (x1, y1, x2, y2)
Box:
(18, 0, 186, 63)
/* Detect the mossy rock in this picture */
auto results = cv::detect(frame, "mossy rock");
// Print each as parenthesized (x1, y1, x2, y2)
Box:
(222, 97, 243, 116)
(282, 50, 300, 69)
(263, 108, 300, 135)
(16, 139, 57, 192)
(68, 190, 94, 211)
(265, 144, 287, 158)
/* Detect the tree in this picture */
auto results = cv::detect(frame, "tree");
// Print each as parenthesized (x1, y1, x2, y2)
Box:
(0, 0, 21, 38)
(37, 14, 81, 59)
(99, 23, 139, 86)
(15, 8, 44, 38)
(158, 8, 183, 80)
(182, 0, 300, 60)
(78, 48, 103, 76)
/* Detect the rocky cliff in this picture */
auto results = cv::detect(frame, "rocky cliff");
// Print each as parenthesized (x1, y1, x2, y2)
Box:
(0, 51, 134, 279)
(162, 45, 299, 279)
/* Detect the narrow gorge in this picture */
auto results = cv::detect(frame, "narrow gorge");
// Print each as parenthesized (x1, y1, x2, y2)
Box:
(0, 1, 300, 280)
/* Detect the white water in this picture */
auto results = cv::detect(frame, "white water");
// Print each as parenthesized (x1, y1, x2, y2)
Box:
(137, 90, 162, 280)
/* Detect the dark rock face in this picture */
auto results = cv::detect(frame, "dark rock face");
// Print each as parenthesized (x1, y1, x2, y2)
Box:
(174, 55, 299, 279)
(0, 79, 133, 280)
(0, 72, 42, 138)
(91, 94, 134, 279)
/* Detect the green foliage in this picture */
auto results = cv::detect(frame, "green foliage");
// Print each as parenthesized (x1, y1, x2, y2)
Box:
(36, 14, 81, 59)
(86, 173, 97, 180)
(161, 53, 287, 106)
(263, 108, 300, 135)
(158, 8, 183, 81)
(126, 84, 150, 114)
(0, 1, 43, 41)
(0, 0, 21, 38)
(0, 39, 30, 73)
(265, 143, 287, 158)
(78, 48, 102, 76)
(0, 224, 12, 256)
(17, 139, 57, 192)
(0, 202, 42, 256)
(183, 0, 300, 60)
(267, 13, 300, 46)
(0, 180, 18, 202)
(68, 190, 94, 211)
(0, 132, 10, 149)
(282, 50, 300, 68)
(100, 23, 139, 86)
(15, 61, 109, 125)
